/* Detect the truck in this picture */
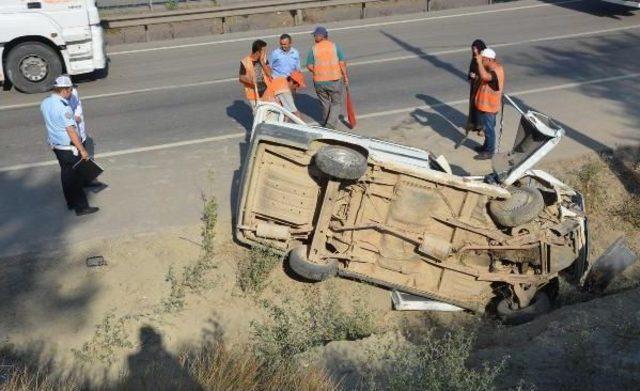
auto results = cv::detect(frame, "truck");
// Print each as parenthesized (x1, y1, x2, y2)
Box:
(602, 0, 640, 7)
(0, 0, 107, 94)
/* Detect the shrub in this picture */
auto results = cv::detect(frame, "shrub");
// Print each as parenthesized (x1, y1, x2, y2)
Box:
(571, 158, 607, 214)
(251, 286, 377, 367)
(165, 0, 178, 11)
(363, 328, 504, 391)
(71, 312, 134, 366)
(237, 247, 281, 295)
(615, 195, 640, 229)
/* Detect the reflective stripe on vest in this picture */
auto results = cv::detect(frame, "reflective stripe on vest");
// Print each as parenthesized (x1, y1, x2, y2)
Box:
(311, 40, 342, 82)
(475, 63, 504, 113)
(240, 56, 275, 102)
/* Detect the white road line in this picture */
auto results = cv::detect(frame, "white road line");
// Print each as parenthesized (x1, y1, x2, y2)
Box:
(0, 132, 246, 173)
(350, 24, 640, 66)
(109, 0, 583, 56)
(0, 77, 238, 111)
(359, 72, 640, 119)
(2, 71, 639, 173)
(3, 23, 638, 112)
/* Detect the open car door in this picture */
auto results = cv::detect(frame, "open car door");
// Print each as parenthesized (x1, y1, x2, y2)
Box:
(491, 94, 565, 186)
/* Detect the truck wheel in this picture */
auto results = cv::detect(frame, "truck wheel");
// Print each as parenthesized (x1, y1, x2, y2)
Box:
(6, 42, 62, 94)
(288, 246, 337, 282)
(489, 186, 544, 228)
(496, 291, 551, 325)
(314, 145, 367, 181)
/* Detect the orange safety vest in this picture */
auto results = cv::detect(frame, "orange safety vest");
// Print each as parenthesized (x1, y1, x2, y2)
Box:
(271, 76, 290, 95)
(474, 62, 504, 114)
(311, 40, 342, 82)
(240, 55, 275, 102)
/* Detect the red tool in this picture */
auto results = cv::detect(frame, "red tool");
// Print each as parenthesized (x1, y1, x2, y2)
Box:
(345, 85, 356, 129)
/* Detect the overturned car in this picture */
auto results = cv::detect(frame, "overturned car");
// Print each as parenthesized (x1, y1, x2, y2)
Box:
(235, 98, 589, 323)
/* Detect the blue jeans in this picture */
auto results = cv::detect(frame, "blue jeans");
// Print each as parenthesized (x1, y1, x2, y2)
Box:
(478, 111, 497, 153)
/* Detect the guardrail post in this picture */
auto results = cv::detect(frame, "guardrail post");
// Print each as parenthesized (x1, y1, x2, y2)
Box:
(294, 9, 303, 25)
(426, 0, 430, 12)
(360, 2, 366, 19)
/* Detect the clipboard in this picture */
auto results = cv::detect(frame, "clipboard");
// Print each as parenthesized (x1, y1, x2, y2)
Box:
(73, 158, 104, 183)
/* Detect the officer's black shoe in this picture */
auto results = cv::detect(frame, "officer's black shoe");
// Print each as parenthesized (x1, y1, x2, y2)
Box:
(84, 180, 106, 188)
(75, 206, 100, 216)
(473, 145, 487, 153)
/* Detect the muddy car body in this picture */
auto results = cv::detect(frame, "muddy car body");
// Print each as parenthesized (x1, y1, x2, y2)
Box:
(235, 99, 589, 319)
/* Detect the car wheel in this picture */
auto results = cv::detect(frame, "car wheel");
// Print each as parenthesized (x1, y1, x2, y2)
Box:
(314, 145, 367, 181)
(287, 246, 338, 282)
(489, 186, 545, 228)
(6, 42, 62, 94)
(496, 291, 552, 325)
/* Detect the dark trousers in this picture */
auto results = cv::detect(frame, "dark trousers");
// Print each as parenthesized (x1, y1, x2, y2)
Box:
(53, 149, 88, 210)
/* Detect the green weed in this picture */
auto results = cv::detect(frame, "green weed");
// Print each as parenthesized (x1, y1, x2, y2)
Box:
(251, 286, 377, 368)
(237, 247, 281, 295)
(363, 328, 504, 391)
(72, 312, 134, 366)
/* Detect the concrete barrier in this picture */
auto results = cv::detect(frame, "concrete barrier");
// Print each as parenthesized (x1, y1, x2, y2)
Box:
(104, 0, 495, 45)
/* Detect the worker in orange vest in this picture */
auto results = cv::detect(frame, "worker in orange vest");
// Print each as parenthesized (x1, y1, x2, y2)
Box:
(306, 26, 349, 129)
(239, 39, 275, 112)
(473, 48, 505, 160)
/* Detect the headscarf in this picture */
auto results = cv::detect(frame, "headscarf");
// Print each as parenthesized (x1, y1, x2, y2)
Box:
(471, 39, 487, 53)
(469, 39, 488, 79)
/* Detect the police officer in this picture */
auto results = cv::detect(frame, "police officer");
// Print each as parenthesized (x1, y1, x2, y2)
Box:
(41, 76, 99, 216)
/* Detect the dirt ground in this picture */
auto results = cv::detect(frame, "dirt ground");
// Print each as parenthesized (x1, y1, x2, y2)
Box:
(1, 145, 639, 389)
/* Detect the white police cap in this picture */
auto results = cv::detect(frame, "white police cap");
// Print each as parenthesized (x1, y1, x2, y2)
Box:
(53, 75, 73, 88)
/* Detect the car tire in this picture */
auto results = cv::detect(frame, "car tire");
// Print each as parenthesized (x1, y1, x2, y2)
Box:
(314, 145, 367, 181)
(489, 186, 545, 228)
(6, 42, 62, 94)
(496, 291, 552, 325)
(287, 246, 338, 282)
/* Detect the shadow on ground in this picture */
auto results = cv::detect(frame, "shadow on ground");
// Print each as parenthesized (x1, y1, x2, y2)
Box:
(541, 0, 638, 18)
(122, 326, 203, 390)
(0, 169, 100, 336)
(509, 31, 640, 148)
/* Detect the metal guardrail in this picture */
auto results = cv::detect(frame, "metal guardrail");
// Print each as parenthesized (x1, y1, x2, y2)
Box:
(97, 0, 213, 9)
(101, 0, 392, 28)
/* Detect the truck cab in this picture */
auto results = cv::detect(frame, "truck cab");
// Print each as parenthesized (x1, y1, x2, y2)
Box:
(601, 0, 640, 7)
(0, 0, 107, 93)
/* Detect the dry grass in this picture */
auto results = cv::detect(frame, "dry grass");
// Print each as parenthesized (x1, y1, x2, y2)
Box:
(1, 342, 337, 391)
(183, 343, 337, 391)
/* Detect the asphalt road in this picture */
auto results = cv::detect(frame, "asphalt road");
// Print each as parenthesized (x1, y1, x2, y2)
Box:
(0, 0, 638, 256)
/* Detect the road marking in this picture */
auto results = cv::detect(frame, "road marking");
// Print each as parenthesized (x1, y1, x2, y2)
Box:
(0, 77, 238, 111)
(0, 132, 246, 173)
(351, 24, 640, 66)
(2, 72, 639, 173)
(109, 0, 583, 56)
(359, 72, 640, 119)
(3, 23, 638, 112)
